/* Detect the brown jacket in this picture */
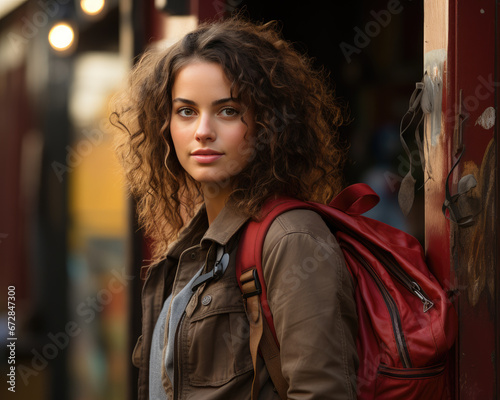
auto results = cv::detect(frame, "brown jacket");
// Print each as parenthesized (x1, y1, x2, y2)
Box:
(133, 202, 358, 399)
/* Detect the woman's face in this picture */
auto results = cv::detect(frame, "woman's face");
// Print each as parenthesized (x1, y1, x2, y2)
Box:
(170, 62, 255, 196)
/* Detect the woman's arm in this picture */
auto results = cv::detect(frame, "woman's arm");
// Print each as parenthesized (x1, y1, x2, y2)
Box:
(262, 209, 358, 400)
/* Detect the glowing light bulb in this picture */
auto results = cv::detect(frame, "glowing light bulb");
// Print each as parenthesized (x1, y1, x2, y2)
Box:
(80, 0, 105, 15)
(48, 23, 75, 51)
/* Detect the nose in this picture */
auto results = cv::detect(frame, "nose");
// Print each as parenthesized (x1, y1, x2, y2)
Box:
(195, 113, 215, 142)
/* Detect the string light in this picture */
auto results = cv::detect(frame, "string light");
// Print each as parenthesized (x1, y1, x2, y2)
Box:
(48, 23, 75, 52)
(80, 0, 105, 15)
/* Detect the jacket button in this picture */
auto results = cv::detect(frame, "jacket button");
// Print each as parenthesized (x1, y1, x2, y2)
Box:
(190, 252, 197, 260)
(201, 295, 212, 306)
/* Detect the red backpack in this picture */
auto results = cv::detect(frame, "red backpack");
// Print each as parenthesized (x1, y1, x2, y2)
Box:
(236, 183, 458, 400)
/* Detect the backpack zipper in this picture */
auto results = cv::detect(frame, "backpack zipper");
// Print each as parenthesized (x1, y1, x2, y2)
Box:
(378, 362, 445, 378)
(370, 247, 435, 313)
(341, 243, 412, 368)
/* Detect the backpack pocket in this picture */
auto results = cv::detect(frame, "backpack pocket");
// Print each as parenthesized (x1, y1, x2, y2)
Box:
(374, 362, 450, 400)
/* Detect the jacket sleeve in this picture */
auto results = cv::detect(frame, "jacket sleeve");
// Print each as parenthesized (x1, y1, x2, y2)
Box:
(262, 209, 359, 400)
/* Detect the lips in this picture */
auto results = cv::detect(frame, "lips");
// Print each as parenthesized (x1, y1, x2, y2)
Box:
(191, 149, 223, 164)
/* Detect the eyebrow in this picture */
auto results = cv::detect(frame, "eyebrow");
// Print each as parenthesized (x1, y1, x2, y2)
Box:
(172, 97, 236, 106)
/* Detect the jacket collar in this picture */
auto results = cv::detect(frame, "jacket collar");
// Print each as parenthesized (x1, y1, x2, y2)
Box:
(201, 202, 251, 247)
(166, 201, 251, 259)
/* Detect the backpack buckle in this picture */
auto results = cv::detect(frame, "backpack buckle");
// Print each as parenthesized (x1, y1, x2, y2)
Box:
(241, 269, 262, 299)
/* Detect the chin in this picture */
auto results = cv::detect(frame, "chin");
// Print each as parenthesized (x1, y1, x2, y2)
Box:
(197, 176, 234, 197)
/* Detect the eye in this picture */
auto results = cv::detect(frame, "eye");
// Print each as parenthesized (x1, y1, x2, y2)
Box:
(219, 107, 239, 118)
(177, 107, 196, 117)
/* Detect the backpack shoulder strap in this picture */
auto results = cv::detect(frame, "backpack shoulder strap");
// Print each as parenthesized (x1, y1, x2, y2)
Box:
(237, 197, 312, 338)
(237, 197, 307, 400)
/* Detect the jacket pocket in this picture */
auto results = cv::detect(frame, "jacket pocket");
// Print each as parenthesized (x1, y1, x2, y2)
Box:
(374, 362, 450, 400)
(132, 335, 143, 368)
(186, 281, 253, 387)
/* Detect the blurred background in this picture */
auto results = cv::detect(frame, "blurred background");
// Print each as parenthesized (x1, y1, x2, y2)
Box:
(0, 0, 424, 399)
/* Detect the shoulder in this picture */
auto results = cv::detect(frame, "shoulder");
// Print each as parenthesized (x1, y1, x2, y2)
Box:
(263, 208, 340, 258)
(269, 208, 328, 233)
(260, 208, 352, 310)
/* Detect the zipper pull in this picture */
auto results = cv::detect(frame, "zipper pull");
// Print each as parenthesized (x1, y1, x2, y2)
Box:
(411, 282, 434, 312)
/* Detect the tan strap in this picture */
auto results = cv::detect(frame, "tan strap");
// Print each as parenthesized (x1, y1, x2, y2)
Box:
(241, 269, 264, 400)
(246, 295, 263, 400)
(242, 268, 289, 399)
(260, 315, 289, 399)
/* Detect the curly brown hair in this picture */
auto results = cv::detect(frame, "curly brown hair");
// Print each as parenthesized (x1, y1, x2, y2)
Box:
(111, 17, 346, 260)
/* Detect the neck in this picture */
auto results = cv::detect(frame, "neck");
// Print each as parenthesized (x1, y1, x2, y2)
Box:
(202, 184, 233, 225)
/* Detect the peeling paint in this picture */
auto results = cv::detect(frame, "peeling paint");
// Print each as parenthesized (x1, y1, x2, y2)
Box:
(423, 49, 446, 146)
(475, 107, 495, 130)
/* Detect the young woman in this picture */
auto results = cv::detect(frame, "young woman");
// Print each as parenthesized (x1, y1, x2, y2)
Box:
(112, 17, 358, 400)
